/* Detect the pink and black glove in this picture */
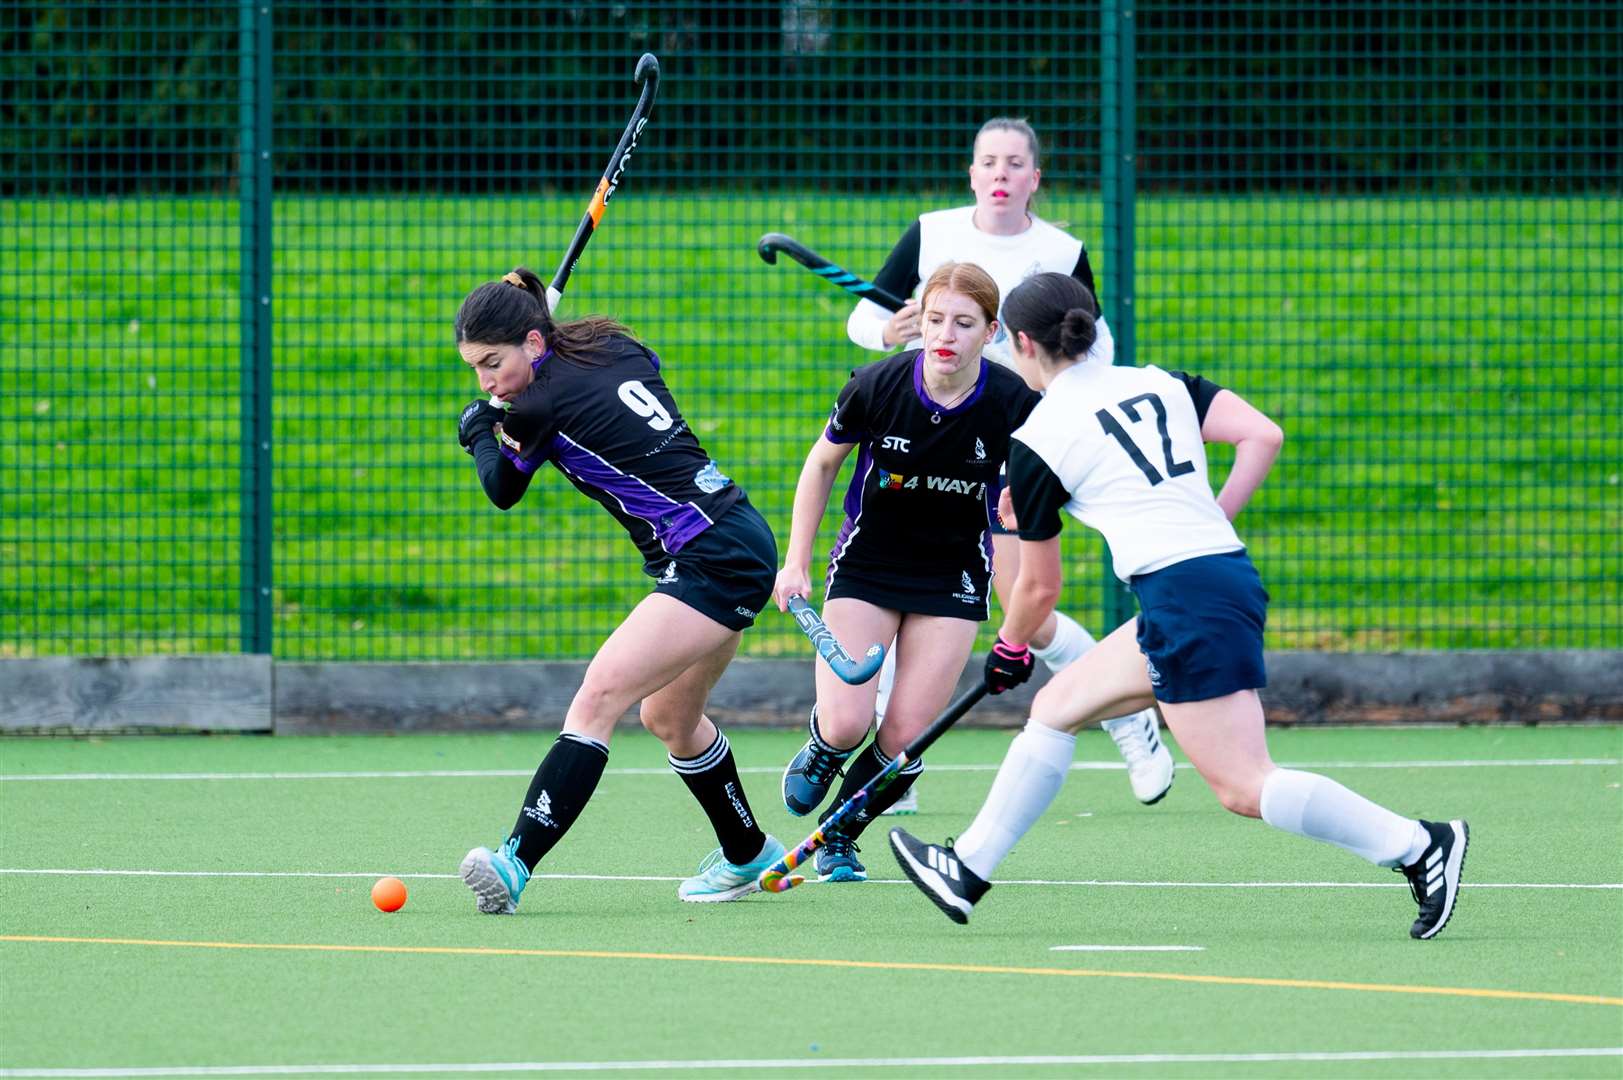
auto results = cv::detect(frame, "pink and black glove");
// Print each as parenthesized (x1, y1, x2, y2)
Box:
(984, 635, 1034, 695)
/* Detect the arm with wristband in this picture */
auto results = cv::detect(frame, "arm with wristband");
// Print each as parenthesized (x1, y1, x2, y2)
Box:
(984, 440, 1071, 693)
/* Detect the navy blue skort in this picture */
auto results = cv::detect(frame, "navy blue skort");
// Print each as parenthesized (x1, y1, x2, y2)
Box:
(1129, 549, 1268, 704)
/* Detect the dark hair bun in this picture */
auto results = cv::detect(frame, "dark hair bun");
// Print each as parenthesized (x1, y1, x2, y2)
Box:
(1058, 307, 1097, 357)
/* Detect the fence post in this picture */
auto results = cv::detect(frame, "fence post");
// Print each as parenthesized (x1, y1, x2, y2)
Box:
(1100, 0, 1137, 629)
(238, 0, 274, 654)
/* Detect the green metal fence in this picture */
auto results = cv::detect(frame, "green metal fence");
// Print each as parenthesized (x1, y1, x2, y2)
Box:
(2, 1, 1618, 660)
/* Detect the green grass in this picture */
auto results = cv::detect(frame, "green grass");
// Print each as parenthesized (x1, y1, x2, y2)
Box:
(2, 194, 1618, 658)
(2, 724, 1620, 1076)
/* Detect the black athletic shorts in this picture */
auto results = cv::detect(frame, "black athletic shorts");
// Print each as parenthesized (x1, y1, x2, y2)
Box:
(825, 558, 992, 621)
(647, 496, 777, 631)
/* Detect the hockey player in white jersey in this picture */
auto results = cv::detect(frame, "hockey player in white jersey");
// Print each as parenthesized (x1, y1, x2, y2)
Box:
(891, 272, 1469, 941)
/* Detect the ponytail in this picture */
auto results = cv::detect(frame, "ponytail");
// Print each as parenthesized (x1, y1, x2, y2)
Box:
(1058, 307, 1097, 358)
(455, 266, 632, 367)
(1002, 272, 1099, 361)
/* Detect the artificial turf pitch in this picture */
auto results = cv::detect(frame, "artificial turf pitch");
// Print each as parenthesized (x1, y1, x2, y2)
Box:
(2, 724, 1619, 1078)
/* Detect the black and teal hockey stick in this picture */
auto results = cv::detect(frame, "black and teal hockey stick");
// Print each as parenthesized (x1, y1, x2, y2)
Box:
(757, 233, 907, 312)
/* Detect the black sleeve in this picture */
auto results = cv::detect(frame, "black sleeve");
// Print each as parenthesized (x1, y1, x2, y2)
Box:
(1007, 440, 1070, 542)
(870, 220, 924, 304)
(824, 365, 872, 444)
(469, 430, 534, 510)
(1068, 246, 1100, 305)
(1168, 370, 1225, 426)
(497, 390, 558, 473)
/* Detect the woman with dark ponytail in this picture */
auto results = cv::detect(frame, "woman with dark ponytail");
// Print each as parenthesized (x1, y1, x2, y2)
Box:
(891, 272, 1470, 942)
(452, 267, 784, 913)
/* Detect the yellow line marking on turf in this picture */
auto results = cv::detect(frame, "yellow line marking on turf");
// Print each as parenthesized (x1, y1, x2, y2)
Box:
(4, 934, 1619, 1007)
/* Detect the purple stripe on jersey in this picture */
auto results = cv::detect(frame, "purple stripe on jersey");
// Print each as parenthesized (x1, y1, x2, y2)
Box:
(825, 515, 861, 588)
(552, 434, 714, 553)
(499, 442, 539, 475)
(912, 355, 989, 417)
(841, 443, 874, 520)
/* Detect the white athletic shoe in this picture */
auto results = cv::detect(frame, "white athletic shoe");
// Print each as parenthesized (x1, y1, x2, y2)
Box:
(1102, 710, 1175, 804)
(881, 785, 919, 815)
(678, 835, 786, 903)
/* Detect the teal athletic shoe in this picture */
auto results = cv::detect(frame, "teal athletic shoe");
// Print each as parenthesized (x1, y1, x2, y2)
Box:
(782, 728, 856, 817)
(678, 835, 786, 903)
(459, 836, 530, 915)
(814, 831, 867, 883)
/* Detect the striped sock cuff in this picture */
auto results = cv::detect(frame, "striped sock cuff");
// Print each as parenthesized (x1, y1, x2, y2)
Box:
(559, 731, 609, 758)
(668, 730, 730, 776)
(873, 745, 923, 776)
(806, 706, 841, 754)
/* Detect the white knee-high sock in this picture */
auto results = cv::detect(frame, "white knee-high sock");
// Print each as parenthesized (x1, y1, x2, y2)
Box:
(873, 641, 897, 725)
(1259, 768, 1428, 867)
(1030, 611, 1096, 673)
(953, 721, 1077, 880)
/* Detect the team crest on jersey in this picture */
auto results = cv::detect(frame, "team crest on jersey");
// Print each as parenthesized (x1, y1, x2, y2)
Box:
(973, 437, 986, 462)
(693, 460, 732, 494)
(951, 570, 980, 605)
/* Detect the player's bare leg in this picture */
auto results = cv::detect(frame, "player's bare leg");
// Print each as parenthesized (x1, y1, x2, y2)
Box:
(992, 534, 1172, 802)
(781, 598, 899, 818)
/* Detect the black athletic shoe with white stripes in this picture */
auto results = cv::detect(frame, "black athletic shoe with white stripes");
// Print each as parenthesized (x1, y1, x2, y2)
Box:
(889, 828, 990, 925)
(1398, 819, 1469, 940)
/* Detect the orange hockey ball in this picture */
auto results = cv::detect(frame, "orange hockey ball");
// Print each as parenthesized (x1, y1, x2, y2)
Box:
(371, 876, 408, 912)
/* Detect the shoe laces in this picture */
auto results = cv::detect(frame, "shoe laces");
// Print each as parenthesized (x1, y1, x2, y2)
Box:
(1106, 718, 1155, 767)
(822, 831, 860, 860)
(1395, 863, 1427, 905)
(498, 836, 531, 886)
(802, 743, 846, 786)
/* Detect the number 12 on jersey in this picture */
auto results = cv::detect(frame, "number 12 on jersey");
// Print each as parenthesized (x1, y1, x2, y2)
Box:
(1095, 393, 1194, 486)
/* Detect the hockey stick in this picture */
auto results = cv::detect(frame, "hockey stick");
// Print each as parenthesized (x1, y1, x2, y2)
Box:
(786, 594, 885, 686)
(757, 233, 908, 312)
(545, 53, 662, 313)
(758, 679, 989, 893)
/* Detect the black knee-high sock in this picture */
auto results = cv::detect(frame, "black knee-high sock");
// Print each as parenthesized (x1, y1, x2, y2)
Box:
(669, 727, 767, 865)
(819, 741, 923, 840)
(506, 732, 609, 872)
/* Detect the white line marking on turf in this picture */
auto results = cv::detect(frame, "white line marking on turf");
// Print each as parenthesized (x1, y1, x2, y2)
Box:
(1051, 945, 1207, 952)
(1, 1048, 1618, 1076)
(2, 868, 1618, 890)
(1, 757, 1617, 782)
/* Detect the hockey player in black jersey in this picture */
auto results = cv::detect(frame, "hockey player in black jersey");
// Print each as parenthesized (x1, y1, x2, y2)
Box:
(773, 261, 1040, 883)
(452, 267, 784, 912)
(847, 117, 1171, 811)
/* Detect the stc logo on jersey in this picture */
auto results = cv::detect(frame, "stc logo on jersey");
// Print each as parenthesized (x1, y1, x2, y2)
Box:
(881, 435, 911, 452)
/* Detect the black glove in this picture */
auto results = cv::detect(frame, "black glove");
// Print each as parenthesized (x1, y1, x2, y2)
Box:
(984, 635, 1034, 695)
(458, 399, 504, 455)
